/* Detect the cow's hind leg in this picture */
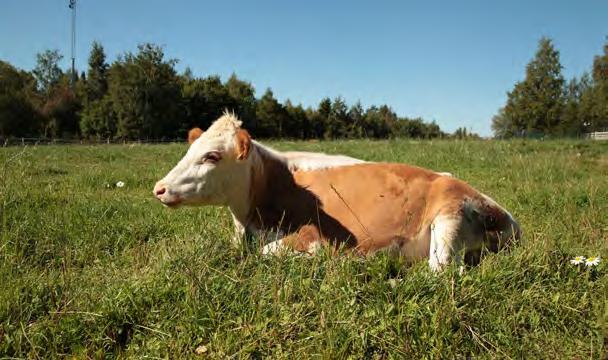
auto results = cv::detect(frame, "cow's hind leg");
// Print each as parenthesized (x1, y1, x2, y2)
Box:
(261, 225, 323, 256)
(428, 215, 464, 272)
(261, 238, 294, 255)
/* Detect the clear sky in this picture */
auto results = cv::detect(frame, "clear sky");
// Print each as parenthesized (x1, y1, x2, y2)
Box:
(1, 0, 607, 136)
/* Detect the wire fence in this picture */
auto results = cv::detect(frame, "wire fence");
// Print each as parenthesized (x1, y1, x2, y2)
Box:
(587, 131, 608, 140)
(1, 137, 184, 147)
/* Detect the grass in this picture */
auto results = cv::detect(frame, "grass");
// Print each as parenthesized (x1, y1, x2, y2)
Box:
(0, 139, 607, 358)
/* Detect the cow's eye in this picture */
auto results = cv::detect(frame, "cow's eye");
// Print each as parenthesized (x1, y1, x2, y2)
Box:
(200, 151, 222, 164)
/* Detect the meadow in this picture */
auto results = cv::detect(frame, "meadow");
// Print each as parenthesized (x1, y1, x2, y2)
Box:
(1, 139, 607, 358)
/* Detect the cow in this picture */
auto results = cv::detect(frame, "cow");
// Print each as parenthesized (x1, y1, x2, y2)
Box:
(156, 113, 520, 271)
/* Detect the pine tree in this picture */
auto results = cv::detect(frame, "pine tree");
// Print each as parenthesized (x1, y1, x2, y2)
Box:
(284, 100, 306, 138)
(588, 39, 608, 131)
(226, 74, 256, 129)
(324, 97, 349, 139)
(86, 41, 109, 102)
(502, 38, 565, 137)
(256, 88, 286, 137)
(80, 42, 116, 138)
(348, 102, 365, 137)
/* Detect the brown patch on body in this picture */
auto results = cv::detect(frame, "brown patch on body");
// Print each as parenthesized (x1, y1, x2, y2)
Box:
(243, 151, 519, 260)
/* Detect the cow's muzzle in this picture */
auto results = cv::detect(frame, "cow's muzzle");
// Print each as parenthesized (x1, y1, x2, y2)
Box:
(153, 181, 181, 207)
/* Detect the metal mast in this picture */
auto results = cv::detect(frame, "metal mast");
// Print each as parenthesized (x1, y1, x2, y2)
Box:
(69, 0, 76, 86)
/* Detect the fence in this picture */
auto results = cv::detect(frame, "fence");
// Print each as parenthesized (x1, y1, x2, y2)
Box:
(1, 137, 183, 147)
(587, 131, 608, 140)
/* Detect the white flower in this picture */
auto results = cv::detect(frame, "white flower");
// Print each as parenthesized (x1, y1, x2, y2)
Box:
(116, 181, 125, 188)
(194, 344, 208, 354)
(570, 256, 585, 265)
(585, 256, 601, 267)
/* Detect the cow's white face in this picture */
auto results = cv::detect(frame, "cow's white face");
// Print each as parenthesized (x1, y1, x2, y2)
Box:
(153, 118, 251, 208)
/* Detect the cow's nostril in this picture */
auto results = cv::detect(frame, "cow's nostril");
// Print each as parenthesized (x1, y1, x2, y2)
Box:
(155, 187, 166, 197)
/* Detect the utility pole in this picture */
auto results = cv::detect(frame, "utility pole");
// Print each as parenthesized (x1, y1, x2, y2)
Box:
(69, 0, 76, 87)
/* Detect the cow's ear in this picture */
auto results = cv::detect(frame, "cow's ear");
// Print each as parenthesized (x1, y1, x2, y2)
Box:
(235, 129, 251, 160)
(187, 128, 204, 144)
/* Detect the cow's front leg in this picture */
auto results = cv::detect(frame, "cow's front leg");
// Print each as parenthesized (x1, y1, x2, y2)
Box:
(261, 225, 323, 256)
(428, 216, 463, 272)
(230, 213, 247, 247)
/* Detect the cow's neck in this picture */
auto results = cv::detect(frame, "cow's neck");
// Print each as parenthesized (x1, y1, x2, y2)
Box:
(229, 143, 302, 232)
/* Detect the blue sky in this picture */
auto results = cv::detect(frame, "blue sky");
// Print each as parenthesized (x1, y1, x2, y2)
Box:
(1, 1, 607, 136)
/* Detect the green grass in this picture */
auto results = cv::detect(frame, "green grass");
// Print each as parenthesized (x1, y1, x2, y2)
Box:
(1, 139, 607, 358)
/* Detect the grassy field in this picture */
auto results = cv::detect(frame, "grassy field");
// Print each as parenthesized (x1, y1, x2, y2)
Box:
(1, 139, 607, 358)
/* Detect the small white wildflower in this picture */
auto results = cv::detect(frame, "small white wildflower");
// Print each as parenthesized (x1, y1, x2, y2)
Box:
(194, 344, 208, 355)
(387, 279, 398, 289)
(585, 256, 601, 267)
(116, 181, 125, 188)
(570, 256, 585, 265)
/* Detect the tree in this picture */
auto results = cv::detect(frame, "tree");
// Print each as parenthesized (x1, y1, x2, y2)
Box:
(501, 38, 565, 137)
(424, 120, 443, 138)
(80, 41, 116, 138)
(255, 88, 286, 137)
(32, 49, 64, 96)
(452, 127, 480, 140)
(41, 77, 82, 138)
(363, 105, 396, 138)
(0, 61, 42, 137)
(586, 39, 608, 131)
(225, 74, 256, 129)
(108, 43, 183, 139)
(558, 75, 593, 137)
(491, 107, 513, 138)
(347, 102, 365, 137)
(308, 97, 331, 138)
(284, 100, 309, 138)
(31, 49, 85, 137)
(85, 41, 109, 103)
(181, 75, 236, 133)
(322, 97, 348, 139)
(80, 96, 116, 139)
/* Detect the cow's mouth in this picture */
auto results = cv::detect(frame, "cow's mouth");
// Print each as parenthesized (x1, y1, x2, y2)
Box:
(159, 195, 182, 208)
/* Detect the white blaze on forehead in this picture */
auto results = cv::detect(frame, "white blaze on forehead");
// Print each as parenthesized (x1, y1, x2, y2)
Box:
(184, 112, 247, 163)
(192, 112, 242, 145)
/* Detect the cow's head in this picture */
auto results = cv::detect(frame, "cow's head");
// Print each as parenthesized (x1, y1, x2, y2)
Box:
(153, 113, 252, 207)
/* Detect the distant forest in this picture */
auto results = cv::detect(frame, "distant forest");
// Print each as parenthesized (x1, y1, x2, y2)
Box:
(0, 42, 458, 141)
(1, 37, 607, 141)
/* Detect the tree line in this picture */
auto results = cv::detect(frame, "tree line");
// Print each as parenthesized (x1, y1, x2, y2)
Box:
(492, 37, 608, 138)
(1, 42, 467, 141)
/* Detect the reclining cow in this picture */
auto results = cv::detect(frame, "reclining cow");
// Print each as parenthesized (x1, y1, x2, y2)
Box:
(188, 125, 452, 244)
(157, 114, 520, 271)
